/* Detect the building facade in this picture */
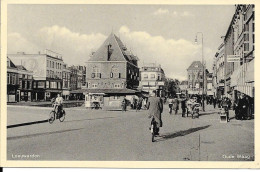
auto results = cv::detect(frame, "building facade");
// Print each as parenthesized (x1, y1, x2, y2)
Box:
(8, 50, 64, 101)
(7, 57, 33, 102)
(214, 43, 225, 98)
(62, 64, 71, 100)
(85, 33, 140, 108)
(7, 58, 19, 102)
(16, 65, 34, 102)
(206, 72, 213, 96)
(179, 80, 188, 95)
(187, 61, 205, 95)
(213, 5, 254, 102)
(76, 65, 87, 89)
(140, 63, 166, 97)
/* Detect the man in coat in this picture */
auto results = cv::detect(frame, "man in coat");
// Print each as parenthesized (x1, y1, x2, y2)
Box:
(147, 90, 163, 135)
(180, 96, 187, 117)
(238, 94, 249, 120)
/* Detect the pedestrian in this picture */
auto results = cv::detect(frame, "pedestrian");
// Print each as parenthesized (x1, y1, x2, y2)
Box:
(121, 96, 127, 112)
(172, 96, 179, 115)
(221, 97, 230, 122)
(168, 96, 174, 114)
(238, 93, 249, 120)
(213, 97, 217, 109)
(147, 90, 163, 136)
(181, 96, 187, 117)
(245, 96, 251, 120)
(136, 97, 143, 111)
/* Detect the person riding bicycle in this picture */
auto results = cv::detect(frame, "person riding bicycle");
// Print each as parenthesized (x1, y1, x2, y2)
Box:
(54, 94, 64, 117)
(147, 90, 163, 136)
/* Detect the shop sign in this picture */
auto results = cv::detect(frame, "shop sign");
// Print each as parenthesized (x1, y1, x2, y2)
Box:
(227, 55, 240, 63)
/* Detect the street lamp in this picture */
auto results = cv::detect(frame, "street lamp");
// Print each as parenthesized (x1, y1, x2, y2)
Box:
(195, 32, 205, 112)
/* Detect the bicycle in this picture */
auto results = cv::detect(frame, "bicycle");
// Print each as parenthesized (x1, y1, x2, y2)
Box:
(48, 104, 66, 124)
(150, 117, 158, 142)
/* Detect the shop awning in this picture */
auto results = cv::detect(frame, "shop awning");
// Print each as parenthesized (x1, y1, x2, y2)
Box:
(245, 59, 254, 83)
(62, 90, 70, 95)
(70, 89, 86, 94)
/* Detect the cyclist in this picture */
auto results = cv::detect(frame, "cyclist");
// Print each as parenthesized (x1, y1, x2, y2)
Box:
(54, 94, 64, 117)
(147, 90, 163, 136)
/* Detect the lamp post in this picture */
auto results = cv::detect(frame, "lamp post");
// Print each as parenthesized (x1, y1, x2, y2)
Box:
(195, 32, 205, 112)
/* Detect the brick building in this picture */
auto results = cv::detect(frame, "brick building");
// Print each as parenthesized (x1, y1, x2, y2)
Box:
(84, 33, 140, 108)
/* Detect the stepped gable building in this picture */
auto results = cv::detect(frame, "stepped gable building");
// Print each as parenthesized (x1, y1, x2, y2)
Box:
(84, 33, 140, 108)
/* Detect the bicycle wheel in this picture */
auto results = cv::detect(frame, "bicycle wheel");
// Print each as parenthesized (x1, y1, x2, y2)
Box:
(49, 111, 55, 124)
(59, 110, 66, 122)
(151, 125, 154, 142)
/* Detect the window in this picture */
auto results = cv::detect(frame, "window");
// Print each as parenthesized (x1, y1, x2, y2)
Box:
(7, 73, 10, 84)
(46, 81, 49, 88)
(111, 66, 119, 78)
(92, 83, 97, 88)
(47, 70, 49, 77)
(143, 74, 148, 79)
(47, 60, 49, 67)
(28, 75, 33, 79)
(92, 66, 101, 78)
(38, 81, 45, 88)
(114, 83, 121, 88)
(150, 74, 155, 79)
(157, 75, 161, 81)
(33, 82, 36, 88)
(12, 74, 16, 85)
(50, 81, 57, 89)
(27, 81, 30, 89)
(22, 81, 25, 89)
(244, 33, 249, 41)
(244, 43, 249, 51)
(244, 23, 249, 32)
(58, 82, 61, 89)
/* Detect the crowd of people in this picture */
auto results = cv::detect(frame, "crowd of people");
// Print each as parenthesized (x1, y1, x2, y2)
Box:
(119, 90, 254, 136)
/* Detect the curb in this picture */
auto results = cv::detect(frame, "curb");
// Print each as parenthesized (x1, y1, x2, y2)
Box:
(7, 119, 49, 129)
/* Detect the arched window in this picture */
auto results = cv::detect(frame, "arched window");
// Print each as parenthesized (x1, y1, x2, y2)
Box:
(111, 66, 120, 78)
(92, 66, 101, 78)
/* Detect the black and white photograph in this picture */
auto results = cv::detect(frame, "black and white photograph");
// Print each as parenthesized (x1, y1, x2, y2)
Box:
(1, 0, 258, 168)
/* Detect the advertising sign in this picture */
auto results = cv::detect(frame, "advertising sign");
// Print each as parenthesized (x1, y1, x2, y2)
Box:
(227, 55, 240, 63)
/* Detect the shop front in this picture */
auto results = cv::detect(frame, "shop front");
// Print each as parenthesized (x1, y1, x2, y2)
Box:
(7, 85, 19, 102)
(84, 89, 138, 109)
(19, 90, 32, 102)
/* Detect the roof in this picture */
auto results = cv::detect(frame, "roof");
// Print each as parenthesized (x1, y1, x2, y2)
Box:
(180, 81, 188, 85)
(89, 33, 138, 64)
(187, 61, 203, 71)
(83, 88, 140, 94)
(7, 57, 17, 68)
(16, 65, 27, 71)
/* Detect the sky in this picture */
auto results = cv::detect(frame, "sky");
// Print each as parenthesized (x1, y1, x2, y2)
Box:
(7, 5, 235, 80)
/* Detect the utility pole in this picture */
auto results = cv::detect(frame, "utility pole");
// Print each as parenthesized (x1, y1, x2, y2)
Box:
(195, 32, 205, 111)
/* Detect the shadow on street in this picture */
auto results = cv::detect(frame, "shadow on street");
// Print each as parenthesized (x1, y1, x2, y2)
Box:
(156, 125, 211, 142)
